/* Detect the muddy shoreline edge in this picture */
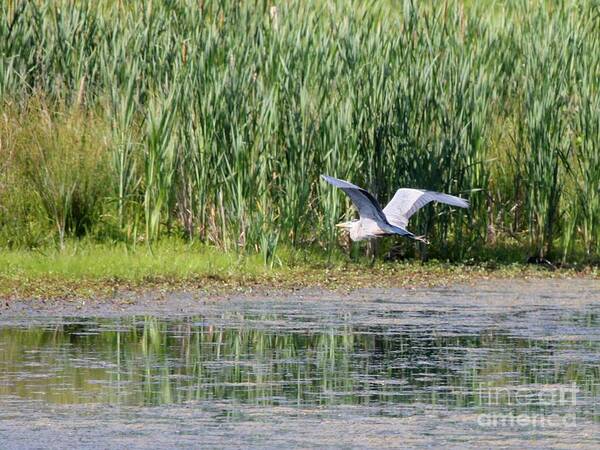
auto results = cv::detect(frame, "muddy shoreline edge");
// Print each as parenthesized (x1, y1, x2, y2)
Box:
(1, 272, 598, 318)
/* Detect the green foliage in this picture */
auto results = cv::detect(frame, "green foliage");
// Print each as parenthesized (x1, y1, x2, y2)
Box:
(0, 239, 269, 281)
(0, 0, 599, 263)
(0, 99, 111, 249)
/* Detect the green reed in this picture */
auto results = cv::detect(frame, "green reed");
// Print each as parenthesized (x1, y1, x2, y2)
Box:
(0, 0, 598, 263)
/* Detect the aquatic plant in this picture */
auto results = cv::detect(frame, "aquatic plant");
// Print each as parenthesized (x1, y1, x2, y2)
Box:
(0, 0, 598, 263)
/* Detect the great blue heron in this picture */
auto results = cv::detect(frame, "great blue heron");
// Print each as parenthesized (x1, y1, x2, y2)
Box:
(321, 175, 469, 243)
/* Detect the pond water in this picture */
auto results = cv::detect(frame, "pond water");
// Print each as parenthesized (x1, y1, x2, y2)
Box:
(1, 281, 600, 448)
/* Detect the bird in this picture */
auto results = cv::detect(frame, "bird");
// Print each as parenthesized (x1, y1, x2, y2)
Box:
(321, 174, 469, 243)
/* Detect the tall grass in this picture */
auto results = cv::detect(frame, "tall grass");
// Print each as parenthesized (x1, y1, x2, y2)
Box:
(0, 0, 598, 263)
(1, 98, 111, 248)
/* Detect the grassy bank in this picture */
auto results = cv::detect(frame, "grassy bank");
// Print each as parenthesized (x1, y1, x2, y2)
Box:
(1, 240, 597, 299)
(1, 0, 599, 265)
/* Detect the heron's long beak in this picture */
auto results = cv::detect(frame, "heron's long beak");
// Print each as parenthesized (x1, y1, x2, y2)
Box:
(336, 221, 352, 229)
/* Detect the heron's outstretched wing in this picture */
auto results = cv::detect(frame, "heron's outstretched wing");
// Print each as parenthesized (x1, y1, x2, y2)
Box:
(321, 175, 387, 223)
(382, 188, 469, 228)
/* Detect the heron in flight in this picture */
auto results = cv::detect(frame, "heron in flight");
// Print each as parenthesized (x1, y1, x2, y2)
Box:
(321, 175, 469, 243)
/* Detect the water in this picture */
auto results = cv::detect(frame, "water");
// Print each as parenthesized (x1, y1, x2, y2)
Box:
(1, 281, 600, 448)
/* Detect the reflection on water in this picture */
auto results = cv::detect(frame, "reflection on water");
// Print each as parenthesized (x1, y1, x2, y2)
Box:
(1, 313, 599, 422)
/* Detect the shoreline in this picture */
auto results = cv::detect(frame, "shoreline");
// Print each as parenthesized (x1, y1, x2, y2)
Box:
(1, 276, 598, 319)
(1, 262, 597, 303)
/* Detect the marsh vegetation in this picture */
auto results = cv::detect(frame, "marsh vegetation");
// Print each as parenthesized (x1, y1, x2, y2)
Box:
(1, 0, 599, 265)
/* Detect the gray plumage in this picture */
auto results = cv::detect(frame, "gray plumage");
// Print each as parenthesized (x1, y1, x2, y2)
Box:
(321, 174, 469, 242)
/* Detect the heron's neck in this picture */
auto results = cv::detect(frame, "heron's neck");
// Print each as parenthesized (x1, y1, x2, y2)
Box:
(349, 221, 362, 241)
